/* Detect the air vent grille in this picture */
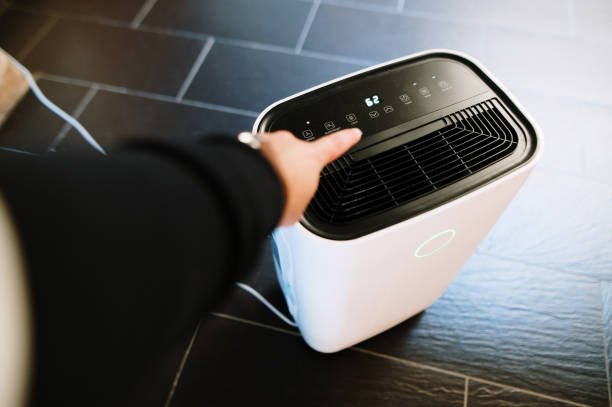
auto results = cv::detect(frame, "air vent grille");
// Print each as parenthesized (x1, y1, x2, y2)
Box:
(306, 99, 519, 226)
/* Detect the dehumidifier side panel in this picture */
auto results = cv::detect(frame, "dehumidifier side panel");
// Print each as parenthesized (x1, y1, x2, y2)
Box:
(282, 165, 535, 353)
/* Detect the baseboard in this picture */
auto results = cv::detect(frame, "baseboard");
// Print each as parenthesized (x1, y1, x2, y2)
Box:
(0, 50, 29, 126)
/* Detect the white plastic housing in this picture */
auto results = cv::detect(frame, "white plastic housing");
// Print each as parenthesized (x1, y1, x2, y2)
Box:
(254, 50, 542, 353)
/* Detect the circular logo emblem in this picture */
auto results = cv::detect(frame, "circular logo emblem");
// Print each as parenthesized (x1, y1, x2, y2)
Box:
(414, 229, 457, 258)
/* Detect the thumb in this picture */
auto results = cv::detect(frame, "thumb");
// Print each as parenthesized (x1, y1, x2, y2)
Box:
(310, 128, 362, 167)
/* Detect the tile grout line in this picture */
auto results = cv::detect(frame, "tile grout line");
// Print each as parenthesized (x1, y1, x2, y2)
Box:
(211, 312, 301, 337)
(46, 85, 99, 152)
(467, 377, 589, 407)
(0, 146, 37, 156)
(396, 0, 405, 13)
(211, 312, 587, 406)
(16, 15, 58, 61)
(15, 2, 611, 108)
(476, 248, 609, 284)
(354, 348, 588, 407)
(130, 0, 158, 29)
(598, 282, 612, 407)
(38, 73, 260, 118)
(9, 5, 131, 29)
(295, 0, 320, 53)
(9, 0, 599, 43)
(463, 377, 469, 407)
(164, 321, 201, 407)
(176, 37, 215, 101)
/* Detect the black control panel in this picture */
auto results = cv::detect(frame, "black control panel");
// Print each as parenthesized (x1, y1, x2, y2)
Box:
(259, 57, 489, 144)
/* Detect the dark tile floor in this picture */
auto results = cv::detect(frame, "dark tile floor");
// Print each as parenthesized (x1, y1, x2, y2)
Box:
(1, 0, 611, 406)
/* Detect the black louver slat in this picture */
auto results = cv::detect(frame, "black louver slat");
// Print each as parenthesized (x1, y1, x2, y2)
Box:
(306, 99, 518, 225)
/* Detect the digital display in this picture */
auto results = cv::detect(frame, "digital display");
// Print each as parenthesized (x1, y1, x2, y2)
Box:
(262, 58, 490, 145)
(364, 95, 381, 107)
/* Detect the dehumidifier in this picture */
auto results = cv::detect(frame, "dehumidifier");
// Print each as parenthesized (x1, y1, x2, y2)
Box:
(253, 49, 541, 353)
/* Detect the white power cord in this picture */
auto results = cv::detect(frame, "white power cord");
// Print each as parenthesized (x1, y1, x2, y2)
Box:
(1, 47, 106, 155)
(2, 47, 297, 328)
(235, 282, 297, 327)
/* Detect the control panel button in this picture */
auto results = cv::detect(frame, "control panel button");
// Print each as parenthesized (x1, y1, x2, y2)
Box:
(368, 110, 380, 119)
(399, 94, 412, 104)
(383, 105, 394, 114)
(438, 80, 452, 91)
(345, 113, 357, 123)
(324, 121, 336, 131)
(418, 87, 431, 97)
(301, 129, 314, 140)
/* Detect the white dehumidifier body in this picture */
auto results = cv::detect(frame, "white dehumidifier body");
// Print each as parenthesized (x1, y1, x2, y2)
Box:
(254, 50, 541, 353)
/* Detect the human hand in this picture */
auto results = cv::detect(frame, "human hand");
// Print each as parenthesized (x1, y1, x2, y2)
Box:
(259, 128, 362, 226)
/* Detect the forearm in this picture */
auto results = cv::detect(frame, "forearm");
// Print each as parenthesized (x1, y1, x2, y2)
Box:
(0, 138, 283, 404)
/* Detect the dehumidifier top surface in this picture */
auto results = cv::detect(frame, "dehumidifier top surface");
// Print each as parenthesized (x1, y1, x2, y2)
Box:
(256, 51, 539, 240)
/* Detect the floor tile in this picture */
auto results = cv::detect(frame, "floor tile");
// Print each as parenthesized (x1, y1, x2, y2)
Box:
(602, 282, 612, 407)
(403, 0, 571, 36)
(303, 4, 485, 64)
(481, 26, 612, 106)
(24, 19, 205, 95)
(0, 79, 89, 153)
(573, 0, 612, 43)
(478, 169, 612, 280)
(144, 0, 313, 48)
(215, 244, 609, 405)
(55, 90, 255, 152)
(322, 0, 398, 11)
(120, 325, 196, 407)
(0, 9, 54, 58)
(169, 315, 466, 406)
(467, 380, 574, 406)
(184, 42, 362, 112)
(13, 0, 146, 22)
(360, 254, 609, 406)
(511, 90, 612, 186)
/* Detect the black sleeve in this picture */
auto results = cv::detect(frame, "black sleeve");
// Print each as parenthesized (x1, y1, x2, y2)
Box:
(0, 137, 284, 405)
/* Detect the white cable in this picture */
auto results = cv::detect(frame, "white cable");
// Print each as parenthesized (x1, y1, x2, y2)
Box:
(235, 282, 297, 327)
(1, 47, 106, 155)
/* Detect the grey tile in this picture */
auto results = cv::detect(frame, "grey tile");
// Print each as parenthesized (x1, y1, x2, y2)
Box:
(216, 245, 609, 405)
(512, 90, 612, 185)
(361, 254, 609, 406)
(482, 26, 612, 105)
(478, 169, 612, 280)
(468, 380, 575, 406)
(120, 325, 196, 407)
(403, 0, 571, 36)
(56, 90, 255, 152)
(0, 79, 89, 153)
(303, 4, 485, 64)
(143, 0, 313, 48)
(14, 0, 146, 21)
(170, 315, 466, 406)
(184, 42, 362, 112)
(0, 9, 54, 58)
(573, 0, 612, 43)
(322, 0, 398, 11)
(24, 19, 205, 95)
(602, 282, 612, 407)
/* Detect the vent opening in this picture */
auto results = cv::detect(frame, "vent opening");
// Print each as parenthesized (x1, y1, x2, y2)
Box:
(306, 99, 519, 226)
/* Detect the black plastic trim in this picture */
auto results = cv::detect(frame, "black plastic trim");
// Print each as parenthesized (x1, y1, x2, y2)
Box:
(257, 52, 539, 240)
